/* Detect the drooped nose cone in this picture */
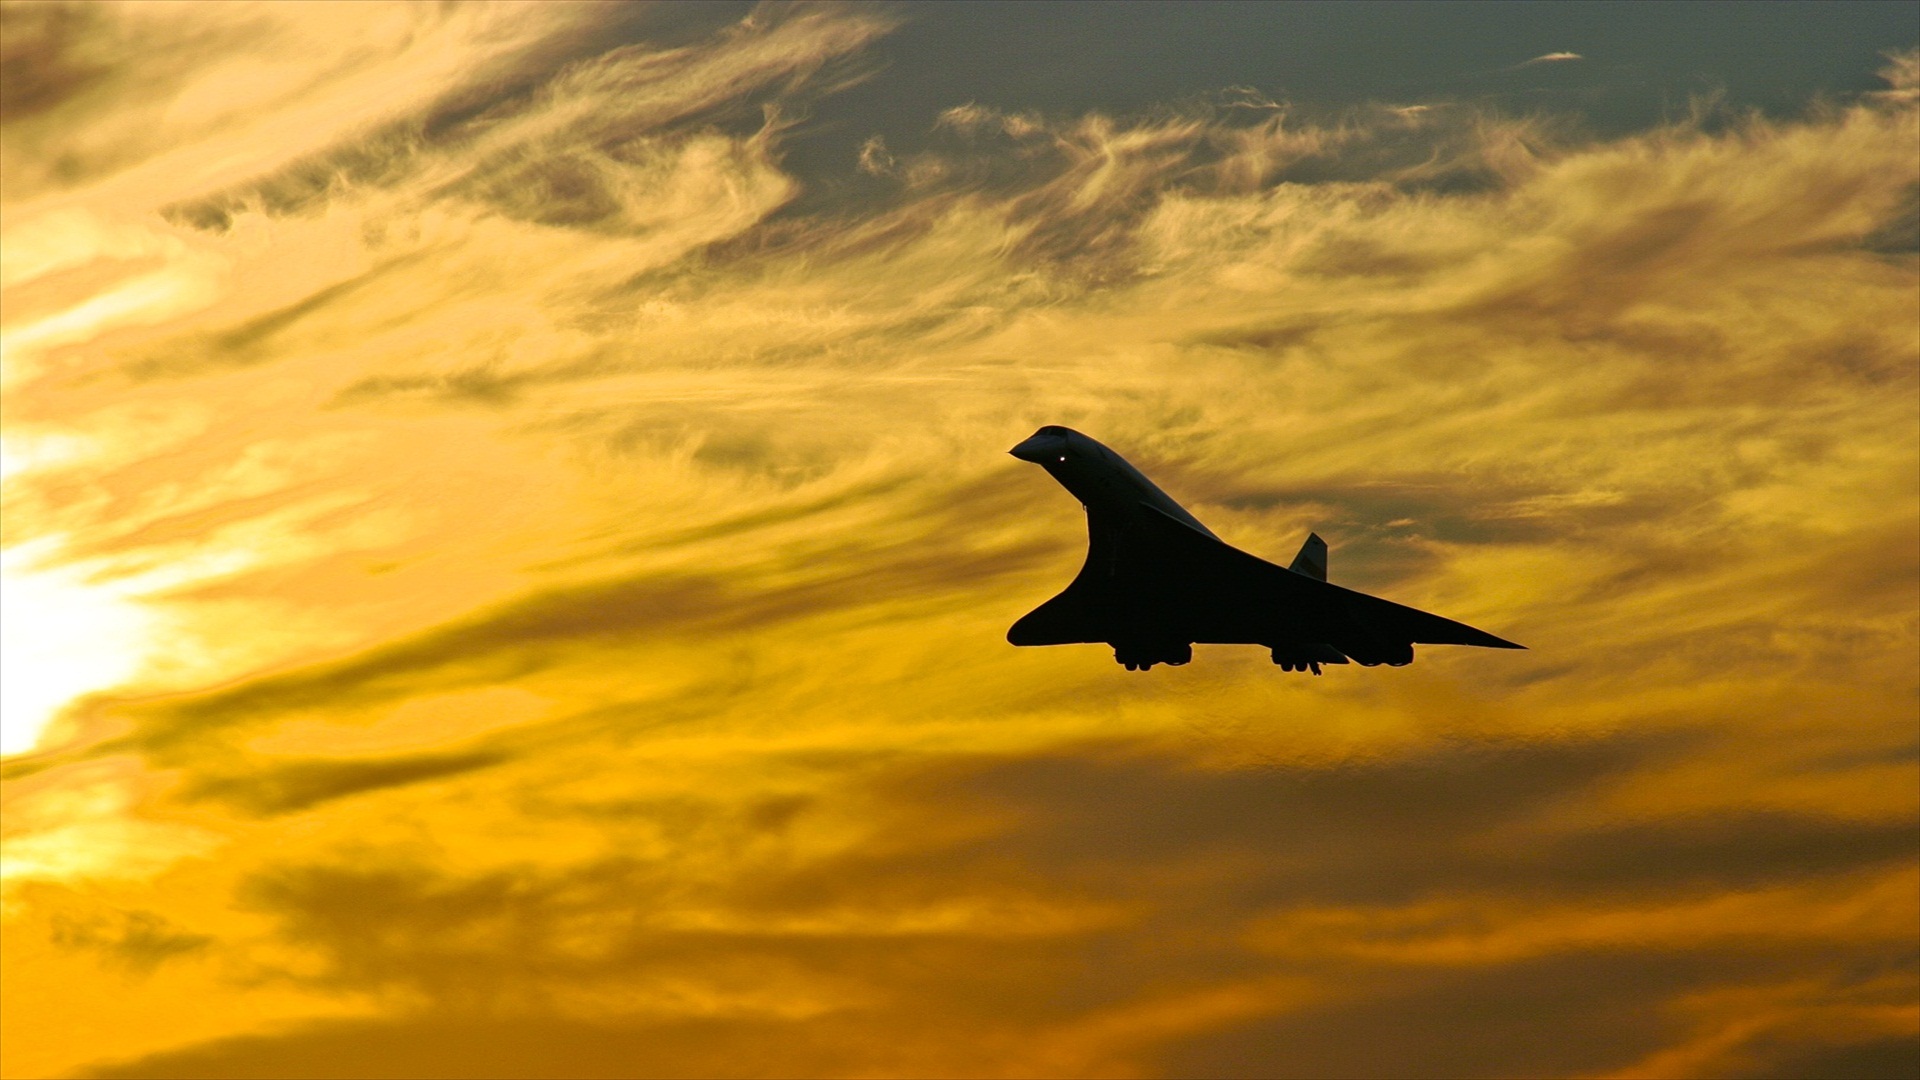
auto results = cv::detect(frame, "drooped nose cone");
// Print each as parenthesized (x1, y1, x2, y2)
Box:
(1009, 429, 1067, 463)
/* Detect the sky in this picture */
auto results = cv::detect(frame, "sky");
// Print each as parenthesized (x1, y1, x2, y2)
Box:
(0, 2, 1916, 1077)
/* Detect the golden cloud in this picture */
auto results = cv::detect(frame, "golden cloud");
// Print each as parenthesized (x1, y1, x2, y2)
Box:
(2, 5, 1915, 1077)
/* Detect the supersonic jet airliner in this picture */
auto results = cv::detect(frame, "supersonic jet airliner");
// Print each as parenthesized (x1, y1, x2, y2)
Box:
(1007, 426, 1524, 672)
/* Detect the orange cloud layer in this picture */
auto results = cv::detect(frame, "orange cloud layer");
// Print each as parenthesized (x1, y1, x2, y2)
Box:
(2, 5, 1915, 1078)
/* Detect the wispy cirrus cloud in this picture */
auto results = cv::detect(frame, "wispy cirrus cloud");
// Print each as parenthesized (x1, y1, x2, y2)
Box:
(2, 4, 1915, 1077)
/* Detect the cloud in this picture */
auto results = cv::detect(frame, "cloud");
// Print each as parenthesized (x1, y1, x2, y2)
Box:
(3, 5, 1915, 1076)
(130, 474, 1057, 746)
(182, 751, 506, 816)
(76, 735, 1920, 1078)
(50, 907, 211, 974)
(0, 1, 112, 124)
(83, 1014, 967, 1080)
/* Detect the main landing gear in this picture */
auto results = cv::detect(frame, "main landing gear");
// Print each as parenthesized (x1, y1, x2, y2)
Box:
(1269, 643, 1352, 675)
(1113, 641, 1192, 671)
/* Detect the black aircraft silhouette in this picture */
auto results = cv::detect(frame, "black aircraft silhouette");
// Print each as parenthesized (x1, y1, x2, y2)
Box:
(1008, 426, 1524, 672)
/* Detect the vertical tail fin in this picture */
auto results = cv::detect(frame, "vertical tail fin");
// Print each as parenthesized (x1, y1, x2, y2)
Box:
(1288, 532, 1328, 581)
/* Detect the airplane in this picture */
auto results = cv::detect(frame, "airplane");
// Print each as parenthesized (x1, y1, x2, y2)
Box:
(1007, 425, 1524, 672)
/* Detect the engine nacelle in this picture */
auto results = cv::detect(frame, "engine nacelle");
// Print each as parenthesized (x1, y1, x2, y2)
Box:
(1337, 636, 1414, 667)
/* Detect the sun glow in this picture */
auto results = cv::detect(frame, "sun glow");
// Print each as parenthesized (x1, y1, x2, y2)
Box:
(0, 537, 153, 756)
(0, 264, 181, 758)
(0, 203, 237, 757)
(0, 430, 290, 757)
